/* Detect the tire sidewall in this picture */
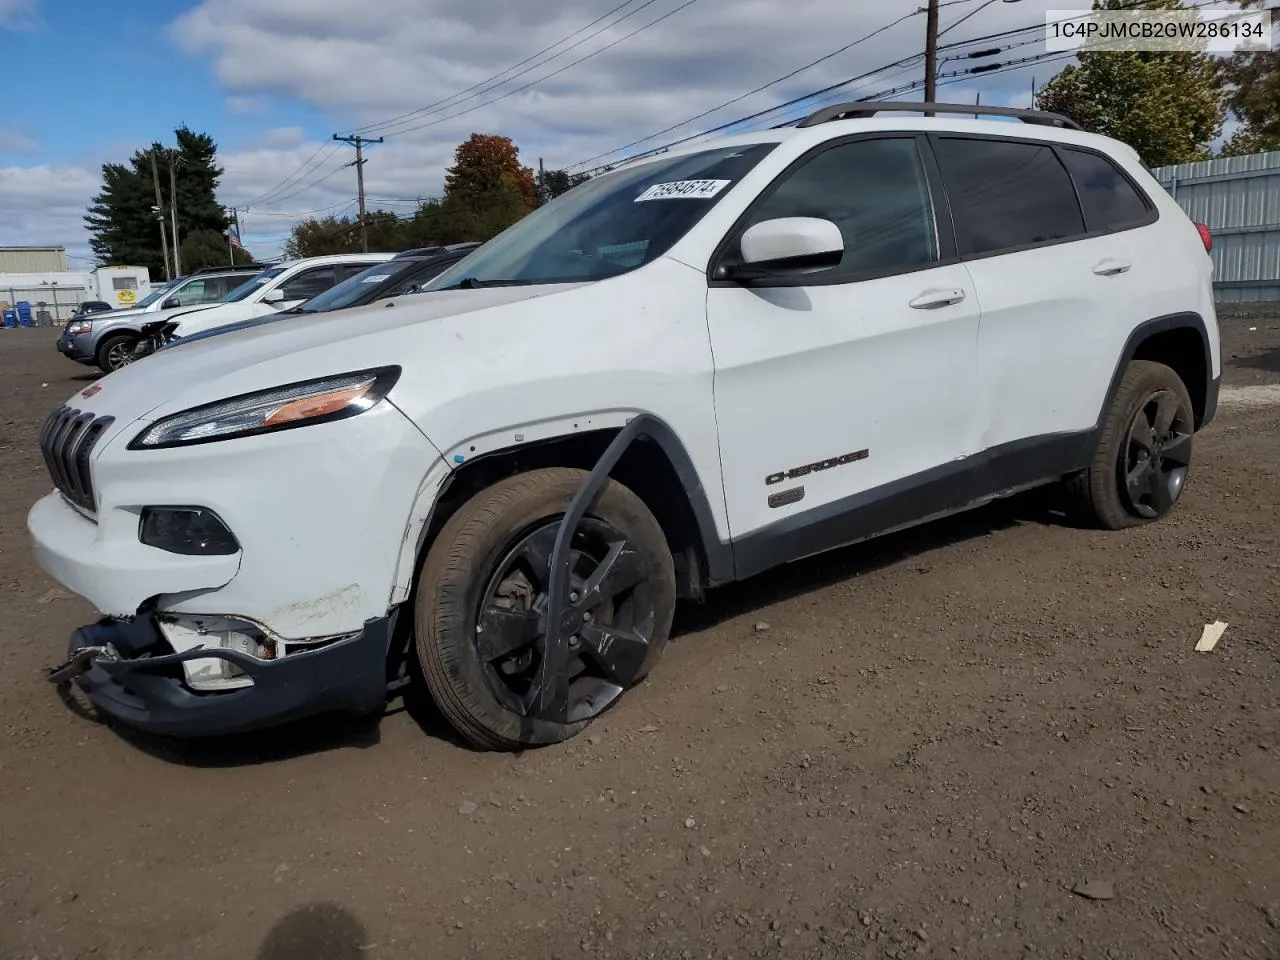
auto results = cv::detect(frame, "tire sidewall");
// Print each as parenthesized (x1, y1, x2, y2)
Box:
(416, 471, 676, 748)
(1101, 361, 1194, 524)
(96, 334, 135, 373)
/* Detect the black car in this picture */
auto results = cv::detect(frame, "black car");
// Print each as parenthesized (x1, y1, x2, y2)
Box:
(133, 244, 480, 357)
(71, 300, 114, 317)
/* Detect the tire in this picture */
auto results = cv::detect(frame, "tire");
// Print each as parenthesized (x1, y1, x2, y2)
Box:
(415, 467, 677, 751)
(95, 333, 139, 373)
(1064, 359, 1196, 529)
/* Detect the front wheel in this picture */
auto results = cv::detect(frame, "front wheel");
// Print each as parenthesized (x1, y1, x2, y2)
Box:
(95, 333, 138, 373)
(415, 467, 677, 751)
(1064, 359, 1196, 529)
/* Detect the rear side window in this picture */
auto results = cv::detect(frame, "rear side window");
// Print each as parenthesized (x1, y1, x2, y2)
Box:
(934, 137, 1085, 255)
(1060, 148, 1153, 232)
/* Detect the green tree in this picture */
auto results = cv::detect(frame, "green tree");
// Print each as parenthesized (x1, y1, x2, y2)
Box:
(1035, 0, 1225, 167)
(84, 126, 234, 279)
(283, 208, 415, 259)
(535, 168, 593, 206)
(1216, 0, 1279, 156)
(180, 228, 255, 272)
(438, 134, 536, 242)
(283, 215, 362, 259)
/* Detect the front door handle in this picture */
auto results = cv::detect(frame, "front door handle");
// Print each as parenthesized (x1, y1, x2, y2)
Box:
(1093, 257, 1132, 276)
(909, 288, 966, 309)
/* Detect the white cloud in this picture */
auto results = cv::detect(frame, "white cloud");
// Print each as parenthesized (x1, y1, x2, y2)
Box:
(0, 164, 98, 262)
(4, 0, 1086, 261)
(226, 95, 266, 115)
(0, 129, 37, 154)
(0, 0, 37, 29)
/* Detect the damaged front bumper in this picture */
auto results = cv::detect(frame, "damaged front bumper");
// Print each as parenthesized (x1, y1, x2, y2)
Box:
(50, 612, 393, 737)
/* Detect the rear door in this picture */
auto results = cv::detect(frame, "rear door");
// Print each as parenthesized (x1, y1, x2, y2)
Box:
(931, 134, 1154, 458)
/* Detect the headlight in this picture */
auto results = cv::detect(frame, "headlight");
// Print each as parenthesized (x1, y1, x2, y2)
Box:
(66, 321, 92, 335)
(127, 366, 401, 449)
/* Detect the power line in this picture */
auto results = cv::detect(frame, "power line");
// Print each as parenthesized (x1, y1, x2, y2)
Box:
(570, 0, 1223, 173)
(256, 159, 355, 209)
(346, 0, 660, 137)
(567, 7, 924, 171)
(241, 142, 338, 209)
(377, 0, 705, 140)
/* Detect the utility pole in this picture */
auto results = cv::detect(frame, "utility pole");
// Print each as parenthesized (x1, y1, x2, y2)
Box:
(924, 0, 939, 104)
(168, 150, 182, 275)
(150, 149, 171, 282)
(227, 207, 236, 264)
(333, 133, 383, 252)
(538, 156, 546, 206)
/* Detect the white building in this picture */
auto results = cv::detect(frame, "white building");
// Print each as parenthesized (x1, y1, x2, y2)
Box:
(0, 247, 154, 324)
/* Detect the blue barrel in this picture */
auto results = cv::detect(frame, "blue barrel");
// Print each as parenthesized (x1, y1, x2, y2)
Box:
(16, 301, 33, 327)
(2, 308, 16, 328)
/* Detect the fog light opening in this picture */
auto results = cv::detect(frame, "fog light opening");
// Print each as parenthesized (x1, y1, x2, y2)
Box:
(139, 506, 240, 556)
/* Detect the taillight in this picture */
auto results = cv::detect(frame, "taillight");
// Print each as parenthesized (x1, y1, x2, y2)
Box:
(1195, 222, 1212, 252)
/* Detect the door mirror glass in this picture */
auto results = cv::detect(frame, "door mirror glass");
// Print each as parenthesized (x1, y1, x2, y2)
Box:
(731, 217, 843, 279)
(162, 297, 180, 309)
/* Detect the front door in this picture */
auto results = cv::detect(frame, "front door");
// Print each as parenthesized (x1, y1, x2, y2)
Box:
(705, 134, 984, 575)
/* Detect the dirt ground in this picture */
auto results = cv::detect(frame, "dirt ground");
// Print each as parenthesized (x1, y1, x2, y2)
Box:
(1, 307, 1277, 960)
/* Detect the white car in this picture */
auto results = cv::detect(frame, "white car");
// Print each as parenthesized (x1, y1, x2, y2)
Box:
(30, 101, 1220, 748)
(151, 252, 397, 344)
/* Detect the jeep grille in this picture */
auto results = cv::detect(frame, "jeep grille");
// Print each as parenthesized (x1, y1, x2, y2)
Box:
(38, 406, 113, 513)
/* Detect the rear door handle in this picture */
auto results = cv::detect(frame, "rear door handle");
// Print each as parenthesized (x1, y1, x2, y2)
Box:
(909, 288, 966, 309)
(1093, 257, 1132, 276)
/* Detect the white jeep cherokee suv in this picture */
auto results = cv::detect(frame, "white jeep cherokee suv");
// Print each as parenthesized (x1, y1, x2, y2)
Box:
(29, 102, 1220, 748)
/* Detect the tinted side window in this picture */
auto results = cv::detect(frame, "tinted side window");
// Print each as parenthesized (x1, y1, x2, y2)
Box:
(336, 263, 373, 282)
(740, 137, 939, 281)
(1060, 148, 1153, 232)
(280, 266, 337, 301)
(174, 279, 207, 305)
(934, 137, 1085, 255)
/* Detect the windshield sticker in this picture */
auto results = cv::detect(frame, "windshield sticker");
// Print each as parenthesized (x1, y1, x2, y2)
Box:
(634, 179, 731, 202)
(361, 275, 391, 283)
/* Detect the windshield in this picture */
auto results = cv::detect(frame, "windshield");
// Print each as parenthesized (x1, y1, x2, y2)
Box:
(133, 279, 179, 309)
(223, 267, 285, 302)
(423, 142, 777, 290)
(295, 260, 420, 313)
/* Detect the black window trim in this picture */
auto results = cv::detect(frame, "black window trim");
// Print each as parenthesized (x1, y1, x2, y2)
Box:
(925, 130, 1160, 265)
(706, 132, 961, 289)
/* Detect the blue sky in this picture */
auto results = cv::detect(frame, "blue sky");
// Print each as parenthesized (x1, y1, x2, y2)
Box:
(0, 0, 1234, 267)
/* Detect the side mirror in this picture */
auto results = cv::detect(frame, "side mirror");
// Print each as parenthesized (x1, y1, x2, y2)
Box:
(162, 297, 181, 309)
(261, 287, 285, 304)
(724, 217, 844, 281)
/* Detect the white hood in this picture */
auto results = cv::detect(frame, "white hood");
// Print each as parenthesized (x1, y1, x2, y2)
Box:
(63, 283, 588, 436)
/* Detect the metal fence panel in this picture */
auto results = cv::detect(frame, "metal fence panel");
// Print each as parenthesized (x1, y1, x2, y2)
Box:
(1151, 151, 1280, 302)
(0, 285, 91, 325)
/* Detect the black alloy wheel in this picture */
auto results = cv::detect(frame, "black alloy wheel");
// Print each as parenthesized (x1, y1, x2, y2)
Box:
(475, 516, 659, 724)
(415, 467, 676, 750)
(1119, 388, 1193, 519)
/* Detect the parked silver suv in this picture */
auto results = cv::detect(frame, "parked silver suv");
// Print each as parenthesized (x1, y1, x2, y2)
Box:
(57, 264, 266, 373)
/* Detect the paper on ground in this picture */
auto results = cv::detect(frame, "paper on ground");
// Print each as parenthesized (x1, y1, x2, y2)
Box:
(1195, 621, 1228, 653)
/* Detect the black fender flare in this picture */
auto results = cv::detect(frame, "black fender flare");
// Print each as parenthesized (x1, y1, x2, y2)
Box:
(1092, 311, 1217, 433)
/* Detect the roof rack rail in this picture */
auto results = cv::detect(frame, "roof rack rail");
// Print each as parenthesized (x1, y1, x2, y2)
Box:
(796, 100, 1082, 131)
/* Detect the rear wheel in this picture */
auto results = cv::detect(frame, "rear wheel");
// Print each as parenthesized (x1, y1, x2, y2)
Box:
(1064, 359, 1195, 529)
(414, 467, 677, 750)
(95, 333, 138, 373)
